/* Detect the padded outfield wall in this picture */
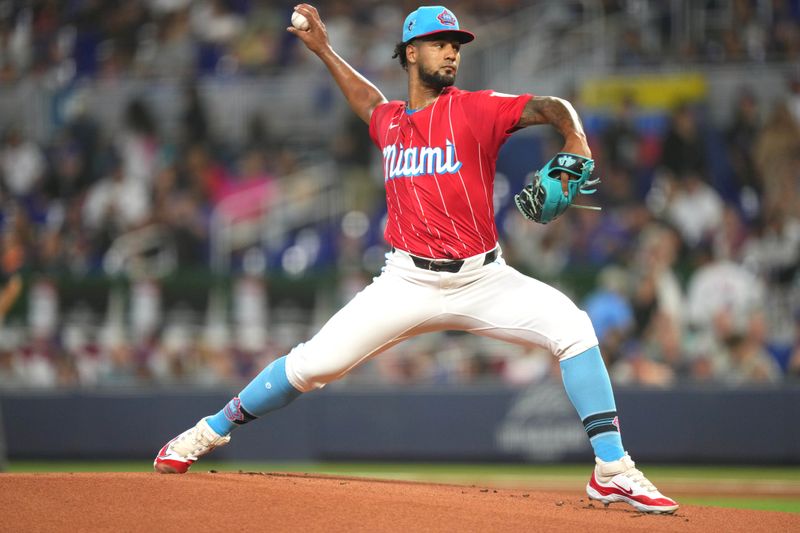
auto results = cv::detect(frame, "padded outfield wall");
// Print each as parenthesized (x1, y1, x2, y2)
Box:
(1, 384, 799, 464)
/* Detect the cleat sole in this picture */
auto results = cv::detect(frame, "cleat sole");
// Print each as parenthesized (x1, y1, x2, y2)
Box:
(587, 484, 678, 514)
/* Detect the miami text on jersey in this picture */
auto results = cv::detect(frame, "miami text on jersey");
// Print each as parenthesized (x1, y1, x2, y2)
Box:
(382, 140, 463, 181)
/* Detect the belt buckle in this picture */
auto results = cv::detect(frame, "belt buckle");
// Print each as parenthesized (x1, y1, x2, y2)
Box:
(408, 252, 466, 273)
(432, 259, 462, 273)
(428, 259, 448, 272)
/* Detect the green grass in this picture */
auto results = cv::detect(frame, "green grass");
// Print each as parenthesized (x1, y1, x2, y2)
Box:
(11, 461, 799, 478)
(7, 461, 800, 514)
(677, 497, 800, 514)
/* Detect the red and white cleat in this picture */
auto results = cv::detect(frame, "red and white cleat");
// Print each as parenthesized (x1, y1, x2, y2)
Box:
(586, 453, 679, 514)
(153, 418, 231, 474)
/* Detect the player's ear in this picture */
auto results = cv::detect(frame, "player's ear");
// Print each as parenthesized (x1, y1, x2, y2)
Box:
(406, 42, 417, 65)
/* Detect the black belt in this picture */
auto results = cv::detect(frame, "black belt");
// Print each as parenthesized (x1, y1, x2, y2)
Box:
(396, 248, 498, 273)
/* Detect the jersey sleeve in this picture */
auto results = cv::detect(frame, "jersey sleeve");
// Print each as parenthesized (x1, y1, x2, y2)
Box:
(460, 90, 533, 154)
(369, 101, 402, 149)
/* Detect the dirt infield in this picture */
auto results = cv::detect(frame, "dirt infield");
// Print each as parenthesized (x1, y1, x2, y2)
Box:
(1, 472, 798, 532)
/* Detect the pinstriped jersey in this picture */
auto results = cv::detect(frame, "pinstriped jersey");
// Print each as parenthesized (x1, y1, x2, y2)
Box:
(369, 86, 533, 259)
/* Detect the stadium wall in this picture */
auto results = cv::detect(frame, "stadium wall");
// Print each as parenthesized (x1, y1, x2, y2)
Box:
(2, 385, 799, 464)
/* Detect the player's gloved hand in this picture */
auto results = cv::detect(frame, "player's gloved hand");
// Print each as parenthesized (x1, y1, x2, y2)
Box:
(514, 152, 600, 224)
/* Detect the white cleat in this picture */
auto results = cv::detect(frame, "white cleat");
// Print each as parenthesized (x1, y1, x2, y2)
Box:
(153, 418, 231, 474)
(586, 453, 679, 514)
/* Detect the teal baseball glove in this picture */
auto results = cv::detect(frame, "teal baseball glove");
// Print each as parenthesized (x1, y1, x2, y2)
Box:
(514, 152, 600, 224)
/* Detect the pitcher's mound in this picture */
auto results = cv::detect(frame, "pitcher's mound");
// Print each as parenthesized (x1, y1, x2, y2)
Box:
(1, 472, 797, 532)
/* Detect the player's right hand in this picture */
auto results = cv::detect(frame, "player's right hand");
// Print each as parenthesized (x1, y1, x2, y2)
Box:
(287, 4, 330, 55)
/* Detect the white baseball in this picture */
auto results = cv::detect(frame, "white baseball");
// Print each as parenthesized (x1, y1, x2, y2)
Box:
(291, 11, 310, 31)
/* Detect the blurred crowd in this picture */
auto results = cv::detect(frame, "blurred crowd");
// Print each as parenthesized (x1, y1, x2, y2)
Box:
(1, 0, 799, 390)
(0, 0, 530, 84)
(608, 0, 800, 66)
(1, 0, 798, 85)
(497, 82, 800, 389)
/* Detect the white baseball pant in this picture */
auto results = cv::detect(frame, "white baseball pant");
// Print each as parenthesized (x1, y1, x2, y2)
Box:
(284, 246, 598, 392)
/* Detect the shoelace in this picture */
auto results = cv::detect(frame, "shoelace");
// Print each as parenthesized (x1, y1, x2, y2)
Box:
(172, 428, 217, 459)
(623, 467, 657, 492)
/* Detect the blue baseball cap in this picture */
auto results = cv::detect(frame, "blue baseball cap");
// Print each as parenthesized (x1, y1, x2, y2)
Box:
(402, 6, 475, 44)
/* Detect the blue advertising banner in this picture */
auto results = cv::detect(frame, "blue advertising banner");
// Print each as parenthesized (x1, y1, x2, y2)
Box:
(1, 385, 798, 463)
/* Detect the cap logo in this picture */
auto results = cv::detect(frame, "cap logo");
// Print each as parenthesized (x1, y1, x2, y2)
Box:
(402, 6, 473, 44)
(437, 9, 456, 26)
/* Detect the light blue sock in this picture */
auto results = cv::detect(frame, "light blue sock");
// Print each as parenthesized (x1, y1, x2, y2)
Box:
(560, 346, 625, 462)
(206, 356, 303, 436)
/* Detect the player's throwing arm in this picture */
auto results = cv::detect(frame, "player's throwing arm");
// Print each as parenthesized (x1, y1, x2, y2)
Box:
(287, 3, 387, 124)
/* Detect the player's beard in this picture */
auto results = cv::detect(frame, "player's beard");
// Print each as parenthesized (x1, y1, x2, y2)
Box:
(418, 64, 456, 91)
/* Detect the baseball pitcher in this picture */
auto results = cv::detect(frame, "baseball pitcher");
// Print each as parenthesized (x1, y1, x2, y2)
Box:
(155, 4, 678, 514)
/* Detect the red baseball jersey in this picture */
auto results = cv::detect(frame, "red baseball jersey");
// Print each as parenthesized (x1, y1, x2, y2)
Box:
(369, 86, 533, 259)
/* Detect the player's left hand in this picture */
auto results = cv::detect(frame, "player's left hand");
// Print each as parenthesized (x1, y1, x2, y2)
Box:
(558, 135, 591, 197)
(514, 152, 599, 224)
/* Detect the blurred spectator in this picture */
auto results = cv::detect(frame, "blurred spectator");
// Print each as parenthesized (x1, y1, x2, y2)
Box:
(56, 198, 94, 274)
(686, 248, 766, 339)
(568, 207, 632, 267)
(725, 88, 761, 217)
(718, 311, 783, 385)
(767, 2, 800, 61)
(661, 172, 724, 249)
(0, 253, 23, 326)
(741, 204, 800, 361)
(135, 8, 195, 78)
(191, 0, 244, 74)
(733, 0, 767, 62)
(788, 74, 800, 126)
(118, 97, 160, 189)
(98, 332, 140, 386)
(742, 205, 800, 284)
(83, 153, 151, 243)
(1, 204, 33, 276)
(191, 0, 244, 45)
(152, 165, 207, 267)
(16, 336, 58, 388)
(601, 95, 641, 177)
(583, 265, 634, 366)
(658, 104, 707, 180)
(596, 166, 640, 211)
(754, 100, 800, 218)
(332, 112, 380, 212)
(0, 337, 23, 387)
(184, 143, 227, 203)
(215, 148, 277, 221)
(615, 28, 653, 67)
(503, 217, 570, 278)
(0, 127, 46, 198)
(648, 105, 724, 247)
(610, 317, 679, 388)
(630, 224, 684, 331)
(44, 116, 98, 203)
(499, 346, 553, 388)
(180, 81, 211, 146)
(713, 204, 751, 262)
(0, 9, 31, 82)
